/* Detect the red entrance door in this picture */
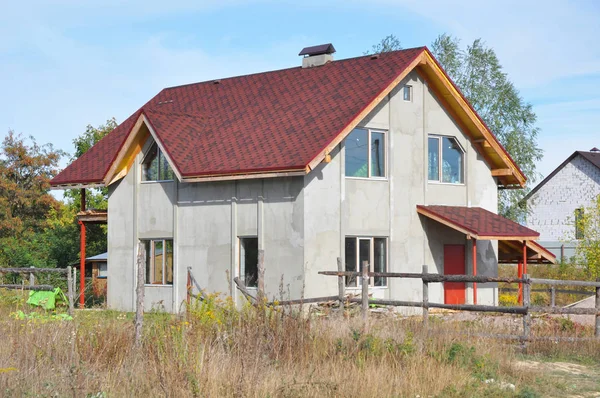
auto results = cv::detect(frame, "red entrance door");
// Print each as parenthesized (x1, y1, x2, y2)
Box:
(444, 244, 466, 304)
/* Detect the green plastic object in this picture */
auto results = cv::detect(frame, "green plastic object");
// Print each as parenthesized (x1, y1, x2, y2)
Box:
(26, 287, 67, 310)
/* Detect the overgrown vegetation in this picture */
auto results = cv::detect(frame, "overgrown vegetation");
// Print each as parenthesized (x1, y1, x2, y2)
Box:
(1, 290, 599, 397)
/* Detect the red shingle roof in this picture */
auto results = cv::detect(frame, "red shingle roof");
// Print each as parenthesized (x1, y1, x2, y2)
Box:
(417, 205, 540, 239)
(52, 47, 425, 186)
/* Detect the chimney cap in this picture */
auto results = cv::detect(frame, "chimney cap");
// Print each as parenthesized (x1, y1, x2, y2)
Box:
(591, 147, 600, 152)
(299, 43, 336, 57)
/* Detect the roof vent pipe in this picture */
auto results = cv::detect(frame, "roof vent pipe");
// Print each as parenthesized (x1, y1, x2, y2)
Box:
(299, 43, 336, 68)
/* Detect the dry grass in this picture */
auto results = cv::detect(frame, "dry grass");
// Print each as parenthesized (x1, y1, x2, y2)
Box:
(0, 291, 599, 397)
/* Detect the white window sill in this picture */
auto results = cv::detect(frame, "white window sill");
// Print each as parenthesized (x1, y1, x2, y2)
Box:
(144, 284, 173, 287)
(427, 181, 465, 186)
(345, 286, 389, 290)
(141, 180, 175, 184)
(345, 176, 388, 182)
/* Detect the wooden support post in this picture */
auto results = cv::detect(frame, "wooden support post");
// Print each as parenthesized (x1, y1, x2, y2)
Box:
(257, 249, 265, 303)
(595, 278, 600, 339)
(522, 274, 531, 342)
(422, 265, 429, 327)
(472, 238, 477, 305)
(186, 267, 192, 306)
(518, 261, 523, 305)
(134, 242, 146, 347)
(29, 266, 34, 286)
(337, 257, 345, 310)
(551, 286, 556, 308)
(67, 266, 74, 316)
(361, 260, 369, 322)
(78, 220, 86, 308)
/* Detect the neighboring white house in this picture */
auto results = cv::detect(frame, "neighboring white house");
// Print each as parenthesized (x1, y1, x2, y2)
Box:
(51, 44, 554, 313)
(524, 148, 600, 262)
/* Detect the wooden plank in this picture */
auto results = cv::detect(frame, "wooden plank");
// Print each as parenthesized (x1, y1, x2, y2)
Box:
(491, 168, 513, 177)
(183, 169, 305, 183)
(422, 265, 429, 326)
(0, 267, 69, 274)
(530, 306, 600, 315)
(346, 298, 528, 314)
(234, 277, 257, 305)
(67, 266, 74, 316)
(0, 284, 54, 291)
(134, 242, 145, 348)
(268, 296, 340, 306)
(531, 278, 600, 288)
(362, 260, 369, 322)
(337, 257, 345, 310)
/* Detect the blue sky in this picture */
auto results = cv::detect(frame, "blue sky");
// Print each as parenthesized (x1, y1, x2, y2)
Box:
(1, 0, 599, 187)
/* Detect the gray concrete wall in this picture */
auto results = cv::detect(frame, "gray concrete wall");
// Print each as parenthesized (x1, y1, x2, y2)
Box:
(106, 69, 501, 312)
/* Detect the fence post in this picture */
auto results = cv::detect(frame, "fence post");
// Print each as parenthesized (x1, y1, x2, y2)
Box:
(337, 257, 344, 311)
(361, 260, 369, 322)
(522, 274, 531, 343)
(551, 286, 556, 308)
(67, 266, 74, 316)
(134, 242, 146, 348)
(422, 265, 429, 328)
(29, 266, 35, 286)
(257, 249, 265, 303)
(594, 278, 600, 340)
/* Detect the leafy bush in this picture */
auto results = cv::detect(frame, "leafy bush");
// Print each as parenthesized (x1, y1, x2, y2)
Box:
(499, 293, 518, 306)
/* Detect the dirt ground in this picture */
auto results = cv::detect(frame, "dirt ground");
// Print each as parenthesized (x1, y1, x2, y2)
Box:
(516, 359, 600, 397)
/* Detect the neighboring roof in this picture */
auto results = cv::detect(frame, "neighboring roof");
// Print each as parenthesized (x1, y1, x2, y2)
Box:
(417, 205, 540, 240)
(523, 149, 600, 201)
(87, 252, 107, 262)
(51, 47, 526, 188)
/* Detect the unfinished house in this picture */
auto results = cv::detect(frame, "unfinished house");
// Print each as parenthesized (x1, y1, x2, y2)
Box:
(524, 148, 600, 262)
(51, 44, 554, 313)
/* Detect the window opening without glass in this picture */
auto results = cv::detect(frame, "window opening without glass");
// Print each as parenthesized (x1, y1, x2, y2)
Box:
(240, 237, 259, 288)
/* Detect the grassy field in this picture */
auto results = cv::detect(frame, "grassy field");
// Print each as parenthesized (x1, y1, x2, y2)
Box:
(1, 291, 599, 397)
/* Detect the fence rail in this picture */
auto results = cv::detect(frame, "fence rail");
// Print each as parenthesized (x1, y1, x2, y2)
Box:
(318, 261, 600, 341)
(0, 266, 75, 315)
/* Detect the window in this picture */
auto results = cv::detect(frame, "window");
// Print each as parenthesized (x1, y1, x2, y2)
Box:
(144, 239, 173, 285)
(344, 237, 387, 287)
(142, 143, 175, 182)
(428, 135, 464, 184)
(575, 208, 584, 240)
(97, 262, 108, 279)
(345, 128, 386, 178)
(240, 237, 259, 288)
(403, 85, 412, 101)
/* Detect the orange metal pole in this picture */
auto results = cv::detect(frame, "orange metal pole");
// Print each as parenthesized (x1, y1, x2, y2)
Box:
(79, 188, 86, 309)
(472, 238, 477, 305)
(523, 241, 528, 276)
(517, 261, 523, 305)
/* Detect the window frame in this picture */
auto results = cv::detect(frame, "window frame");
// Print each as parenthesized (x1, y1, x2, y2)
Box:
(141, 143, 175, 183)
(403, 85, 412, 102)
(427, 134, 465, 185)
(344, 236, 388, 288)
(143, 238, 174, 286)
(344, 128, 388, 180)
(239, 236, 259, 289)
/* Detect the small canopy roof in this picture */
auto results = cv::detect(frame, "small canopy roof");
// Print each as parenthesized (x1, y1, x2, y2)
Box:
(77, 209, 107, 224)
(417, 205, 556, 264)
(416, 205, 539, 240)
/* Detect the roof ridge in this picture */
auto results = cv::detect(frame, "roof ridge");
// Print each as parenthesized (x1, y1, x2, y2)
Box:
(162, 46, 427, 91)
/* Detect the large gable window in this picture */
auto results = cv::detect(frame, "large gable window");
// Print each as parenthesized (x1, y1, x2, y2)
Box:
(428, 135, 464, 184)
(345, 128, 386, 178)
(142, 143, 175, 182)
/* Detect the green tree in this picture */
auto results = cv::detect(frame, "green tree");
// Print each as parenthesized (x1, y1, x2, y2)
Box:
(364, 34, 402, 55)
(0, 131, 65, 267)
(573, 198, 600, 280)
(367, 34, 542, 220)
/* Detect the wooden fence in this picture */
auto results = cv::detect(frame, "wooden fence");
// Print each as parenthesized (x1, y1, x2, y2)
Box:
(316, 262, 600, 341)
(0, 266, 75, 316)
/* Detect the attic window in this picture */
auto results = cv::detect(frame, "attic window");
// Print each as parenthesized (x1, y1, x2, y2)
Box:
(142, 143, 175, 182)
(403, 85, 412, 101)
